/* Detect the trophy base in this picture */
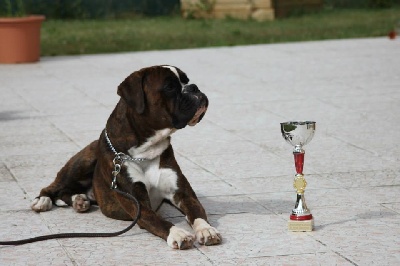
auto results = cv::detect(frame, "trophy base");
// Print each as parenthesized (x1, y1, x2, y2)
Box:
(288, 218, 314, 232)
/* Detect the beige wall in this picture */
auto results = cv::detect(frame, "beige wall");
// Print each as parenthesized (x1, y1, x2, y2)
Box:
(181, 0, 275, 21)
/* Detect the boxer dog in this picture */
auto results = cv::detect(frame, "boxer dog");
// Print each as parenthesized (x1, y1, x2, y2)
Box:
(30, 65, 221, 249)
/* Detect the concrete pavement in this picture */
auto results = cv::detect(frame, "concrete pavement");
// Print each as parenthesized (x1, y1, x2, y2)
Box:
(0, 37, 399, 265)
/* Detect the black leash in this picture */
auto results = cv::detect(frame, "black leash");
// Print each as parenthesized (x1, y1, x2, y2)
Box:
(0, 188, 141, 246)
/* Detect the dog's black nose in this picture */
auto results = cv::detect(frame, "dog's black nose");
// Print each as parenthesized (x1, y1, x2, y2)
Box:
(183, 84, 199, 93)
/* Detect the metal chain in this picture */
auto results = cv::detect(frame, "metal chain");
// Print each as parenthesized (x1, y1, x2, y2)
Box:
(104, 129, 146, 163)
(105, 128, 146, 189)
(104, 128, 118, 156)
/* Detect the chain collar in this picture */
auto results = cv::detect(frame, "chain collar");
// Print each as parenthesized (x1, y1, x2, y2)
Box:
(104, 128, 146, 189)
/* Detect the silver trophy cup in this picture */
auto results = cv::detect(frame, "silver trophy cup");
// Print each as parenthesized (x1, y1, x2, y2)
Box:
(281, 121, 316, 231)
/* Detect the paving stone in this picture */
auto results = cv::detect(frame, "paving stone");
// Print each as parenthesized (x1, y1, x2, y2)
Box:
(0, 37, 399, 264)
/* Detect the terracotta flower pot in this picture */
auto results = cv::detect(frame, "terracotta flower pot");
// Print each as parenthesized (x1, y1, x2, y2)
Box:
(0, 15, 45, 64)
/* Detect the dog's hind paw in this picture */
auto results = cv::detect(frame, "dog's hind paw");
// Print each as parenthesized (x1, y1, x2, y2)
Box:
(72, 194, 90, 213)
(31, 196, 52, 212)
(167, 226, 194, 250)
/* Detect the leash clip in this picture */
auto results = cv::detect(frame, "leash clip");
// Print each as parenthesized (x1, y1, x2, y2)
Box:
(111, 174, 118, 189)
(111, 156, 123, 189)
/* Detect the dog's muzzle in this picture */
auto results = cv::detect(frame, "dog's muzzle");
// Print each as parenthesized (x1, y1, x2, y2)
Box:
(188, 104, 207, 126)
(183, 84, 208, 126)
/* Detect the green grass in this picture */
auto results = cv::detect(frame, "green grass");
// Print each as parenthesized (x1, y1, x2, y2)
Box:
(41, 7, 400, 56)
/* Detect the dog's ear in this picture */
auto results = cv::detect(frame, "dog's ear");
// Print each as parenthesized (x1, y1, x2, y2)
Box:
(117, 71, 145, 114)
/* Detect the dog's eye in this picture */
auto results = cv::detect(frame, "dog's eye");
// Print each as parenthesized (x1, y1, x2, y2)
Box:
(163, 80, 180, 95)
(163, 85, 176, 92)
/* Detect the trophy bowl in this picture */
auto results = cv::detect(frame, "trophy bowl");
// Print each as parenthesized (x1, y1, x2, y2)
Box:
(280, 121, 316, 152)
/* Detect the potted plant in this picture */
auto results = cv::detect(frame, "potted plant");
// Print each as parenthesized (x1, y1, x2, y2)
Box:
(0, 0, 45, 63)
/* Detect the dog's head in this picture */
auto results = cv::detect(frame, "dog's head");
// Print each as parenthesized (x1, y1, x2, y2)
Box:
(117, 65, 208, 130)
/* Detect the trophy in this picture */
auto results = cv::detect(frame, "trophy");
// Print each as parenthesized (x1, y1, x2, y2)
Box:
(280, 121, 316, 232)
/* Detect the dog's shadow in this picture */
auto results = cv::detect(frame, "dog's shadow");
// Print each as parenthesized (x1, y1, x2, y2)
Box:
(88, 196, 293, 230)
(156, 195, 294, 229)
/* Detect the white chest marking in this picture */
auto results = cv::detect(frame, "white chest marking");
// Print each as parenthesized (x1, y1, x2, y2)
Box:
(128, 128, 173, 160)
(126, 157, 178, 210)
(126, 128, 178, 210)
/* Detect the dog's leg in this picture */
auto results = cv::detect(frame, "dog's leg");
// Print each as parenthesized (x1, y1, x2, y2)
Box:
(96, 178, 194, 250)
(160, 147, 222, 246)
(172, 185, 222, 246)
(122, 182, 195, 249)
(31, 141, 98, 212)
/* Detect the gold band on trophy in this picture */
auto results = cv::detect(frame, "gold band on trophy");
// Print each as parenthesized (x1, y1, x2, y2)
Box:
(293, 174, 307, 194)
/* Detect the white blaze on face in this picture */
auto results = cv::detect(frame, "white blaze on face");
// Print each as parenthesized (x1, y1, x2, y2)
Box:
(161, 65, 186, 90)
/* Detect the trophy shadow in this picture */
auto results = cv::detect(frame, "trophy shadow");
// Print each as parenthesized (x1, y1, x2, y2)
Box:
(314, 210, 397, 231)
(198, 196, 295, 225)
(0, 110, 37, 121)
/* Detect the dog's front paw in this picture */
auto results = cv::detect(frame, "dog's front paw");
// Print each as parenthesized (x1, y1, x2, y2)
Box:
(167, 226, 195, 250)
(72, 194, 90, 213)
(31, 196, 52, 212)
(193, 218, 222, 246)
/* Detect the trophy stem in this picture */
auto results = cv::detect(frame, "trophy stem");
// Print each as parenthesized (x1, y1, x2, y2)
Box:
(294, 148, 304, 174)
(288, 149, 314, 231)
(291, 191, 312, 220)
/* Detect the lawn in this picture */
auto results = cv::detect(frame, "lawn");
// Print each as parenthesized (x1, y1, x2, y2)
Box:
(41, 7, 400, 56)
